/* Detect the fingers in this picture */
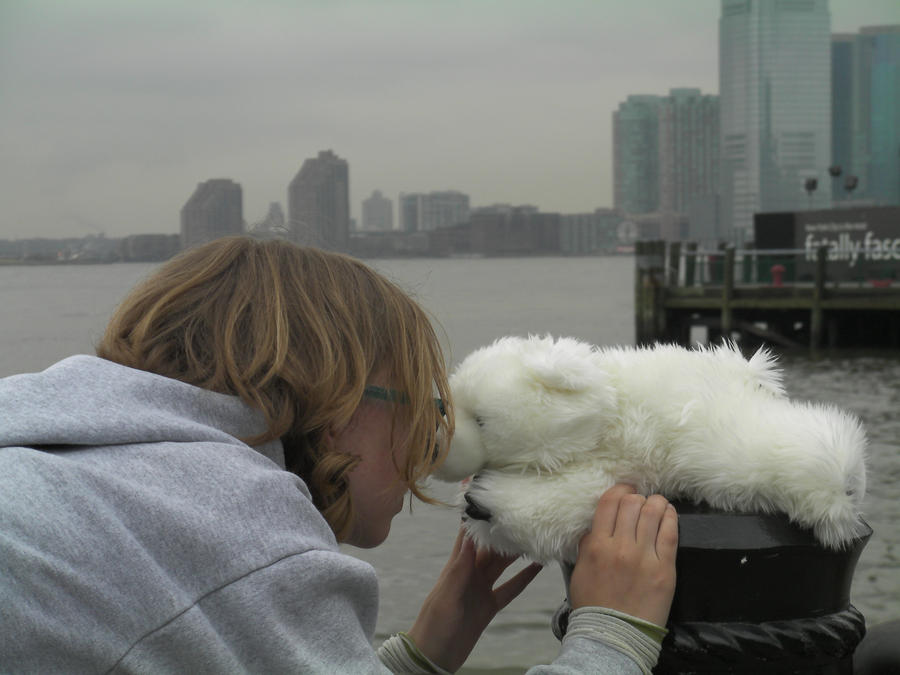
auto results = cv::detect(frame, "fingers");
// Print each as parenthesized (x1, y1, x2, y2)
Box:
(465, 538, 543, 609)
(613, 493, 647, 540)
(492, 562, 543, 610)
(657, 504, 679, 563)
(457, 532, 477, 565)
(474, 543, 521, 579)
(454, 530, 518, 585)
(590, 485, 675, 552)
(442, 531, 477, 586)
(590, 483, 637, 537)
(635, 495, 671, 552)
(450, 527, 466, 557)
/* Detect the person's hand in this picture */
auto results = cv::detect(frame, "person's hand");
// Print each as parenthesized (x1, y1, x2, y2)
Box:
(568, 483, 678, 627)
(407, 528, 543, 673)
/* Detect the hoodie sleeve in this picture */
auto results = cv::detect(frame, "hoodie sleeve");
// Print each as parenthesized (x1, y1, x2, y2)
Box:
(104, 546, 651, 675)
(526, 635, 648, 675)
(108, 550, 392, 675)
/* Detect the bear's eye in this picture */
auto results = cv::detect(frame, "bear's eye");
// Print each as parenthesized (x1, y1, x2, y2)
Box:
(474, 415, 485, 428)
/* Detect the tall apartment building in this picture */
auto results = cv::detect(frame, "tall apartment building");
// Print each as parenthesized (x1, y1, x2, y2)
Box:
(180, 178, 243, 249)
(470, 208, 560, 256)
(613, 89, 719, 241)
(658, 88, 720, 242)
(560, 209, 624, 254)
(362, 190, 393, 231)
(832, 26, 900, 206)
(719, 0, 832, 242)
(288, 150, 350, 250)
(613, 95, 662, 215)
(399, 191, 470, 232)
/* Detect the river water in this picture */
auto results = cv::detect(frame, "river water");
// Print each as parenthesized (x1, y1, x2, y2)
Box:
(0, 256, 897, 673)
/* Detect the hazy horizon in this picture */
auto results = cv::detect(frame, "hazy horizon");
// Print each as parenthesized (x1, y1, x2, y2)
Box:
(2, 0, 898, 239)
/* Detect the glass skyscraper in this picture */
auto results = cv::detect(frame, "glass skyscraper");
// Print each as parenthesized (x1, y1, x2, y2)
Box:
(719, 0, 832, 242)
(613, 95, 662, 215)
(866, 26, 900, 206)
(832, 26, 900, 206)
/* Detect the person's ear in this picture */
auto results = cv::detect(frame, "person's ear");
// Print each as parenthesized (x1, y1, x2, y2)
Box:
(323, 408, 359, 450)
(323, 420, 346, 450)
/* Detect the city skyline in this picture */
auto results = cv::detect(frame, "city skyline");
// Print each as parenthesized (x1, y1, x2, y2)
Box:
(1, 0, 898, 239)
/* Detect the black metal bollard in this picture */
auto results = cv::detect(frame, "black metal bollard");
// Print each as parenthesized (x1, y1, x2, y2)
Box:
(552, 502, 872, 674)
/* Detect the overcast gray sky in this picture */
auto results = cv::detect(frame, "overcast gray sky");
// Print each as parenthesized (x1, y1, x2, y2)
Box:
(1, 0, 898, 239)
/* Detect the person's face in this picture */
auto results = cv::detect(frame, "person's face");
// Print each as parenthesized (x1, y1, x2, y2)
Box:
(330, 379, 411, 548)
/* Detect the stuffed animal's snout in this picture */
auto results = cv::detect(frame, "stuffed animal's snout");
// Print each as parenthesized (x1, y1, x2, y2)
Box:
(433, 412, 487, 481)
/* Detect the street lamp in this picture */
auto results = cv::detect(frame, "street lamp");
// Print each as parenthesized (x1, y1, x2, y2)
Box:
(828, 166, 842, 206)
(804, 177, 818, 209)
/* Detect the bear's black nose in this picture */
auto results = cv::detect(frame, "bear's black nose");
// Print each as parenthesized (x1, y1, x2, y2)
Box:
(464, 492, 492, 522)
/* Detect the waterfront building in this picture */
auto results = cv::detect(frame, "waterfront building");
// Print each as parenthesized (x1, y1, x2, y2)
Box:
(470, 208, 560, 256)
(472, 204, 539, 216)
(120, 234, 181, 262)
(180, 179, 243, 249)
(831, 26, 900, 206)
(399, 191, 469, 232)
(399, 194, 422, 233)
(719, 0, 831, 242)
(362, 190, 393, 231)
(560, 209, 624, 255)
(288, 150, 350, 251)
(613, 95, 662, 215)
(658, 88, 720, 242)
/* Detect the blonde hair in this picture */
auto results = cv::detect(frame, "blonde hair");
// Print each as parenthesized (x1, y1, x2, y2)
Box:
(97, 236, 453, 541)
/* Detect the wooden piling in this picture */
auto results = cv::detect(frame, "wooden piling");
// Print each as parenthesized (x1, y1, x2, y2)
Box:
(634, 241, 648, 345)
(684, 242, 698, 287)
(721, 247, 735, 340)
(667, 241, 681, 287)
(654, 241, 668, 340)
(811, 246, 827, 351)
(635, 240, 666, 346)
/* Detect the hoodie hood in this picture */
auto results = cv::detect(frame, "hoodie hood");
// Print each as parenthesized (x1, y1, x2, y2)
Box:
(0, 356, 379, 672)
(0, 355, 284, 467)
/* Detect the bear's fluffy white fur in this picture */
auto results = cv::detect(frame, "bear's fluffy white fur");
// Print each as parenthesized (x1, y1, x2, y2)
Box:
(435, 335, 868, 564)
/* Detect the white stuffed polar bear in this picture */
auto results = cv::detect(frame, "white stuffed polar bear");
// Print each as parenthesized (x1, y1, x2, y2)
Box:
(434, 335, 868, 565)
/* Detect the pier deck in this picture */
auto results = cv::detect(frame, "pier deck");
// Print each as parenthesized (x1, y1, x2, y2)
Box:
(635, 240, 900, 353)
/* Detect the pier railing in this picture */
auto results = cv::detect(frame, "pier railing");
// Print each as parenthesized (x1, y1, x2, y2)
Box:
(635, 240, 900, 352)
(655, 241, 897, 289)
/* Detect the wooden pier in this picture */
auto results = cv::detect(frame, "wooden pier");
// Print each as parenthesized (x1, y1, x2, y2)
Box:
(635, 240, 900, 353)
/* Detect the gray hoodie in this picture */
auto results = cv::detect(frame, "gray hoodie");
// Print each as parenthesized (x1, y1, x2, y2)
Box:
(0, 356, 645, 674)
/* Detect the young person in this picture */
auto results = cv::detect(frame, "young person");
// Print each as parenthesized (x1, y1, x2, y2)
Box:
(0, 236, 677, 673)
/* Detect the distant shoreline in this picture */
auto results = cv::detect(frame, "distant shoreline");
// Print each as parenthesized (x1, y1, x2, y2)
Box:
(0, 259, 126, 266)
(0, 252, 632, 267)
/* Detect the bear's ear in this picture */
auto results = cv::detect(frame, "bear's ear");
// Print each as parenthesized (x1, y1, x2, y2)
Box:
(520, 336, 607, 393)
